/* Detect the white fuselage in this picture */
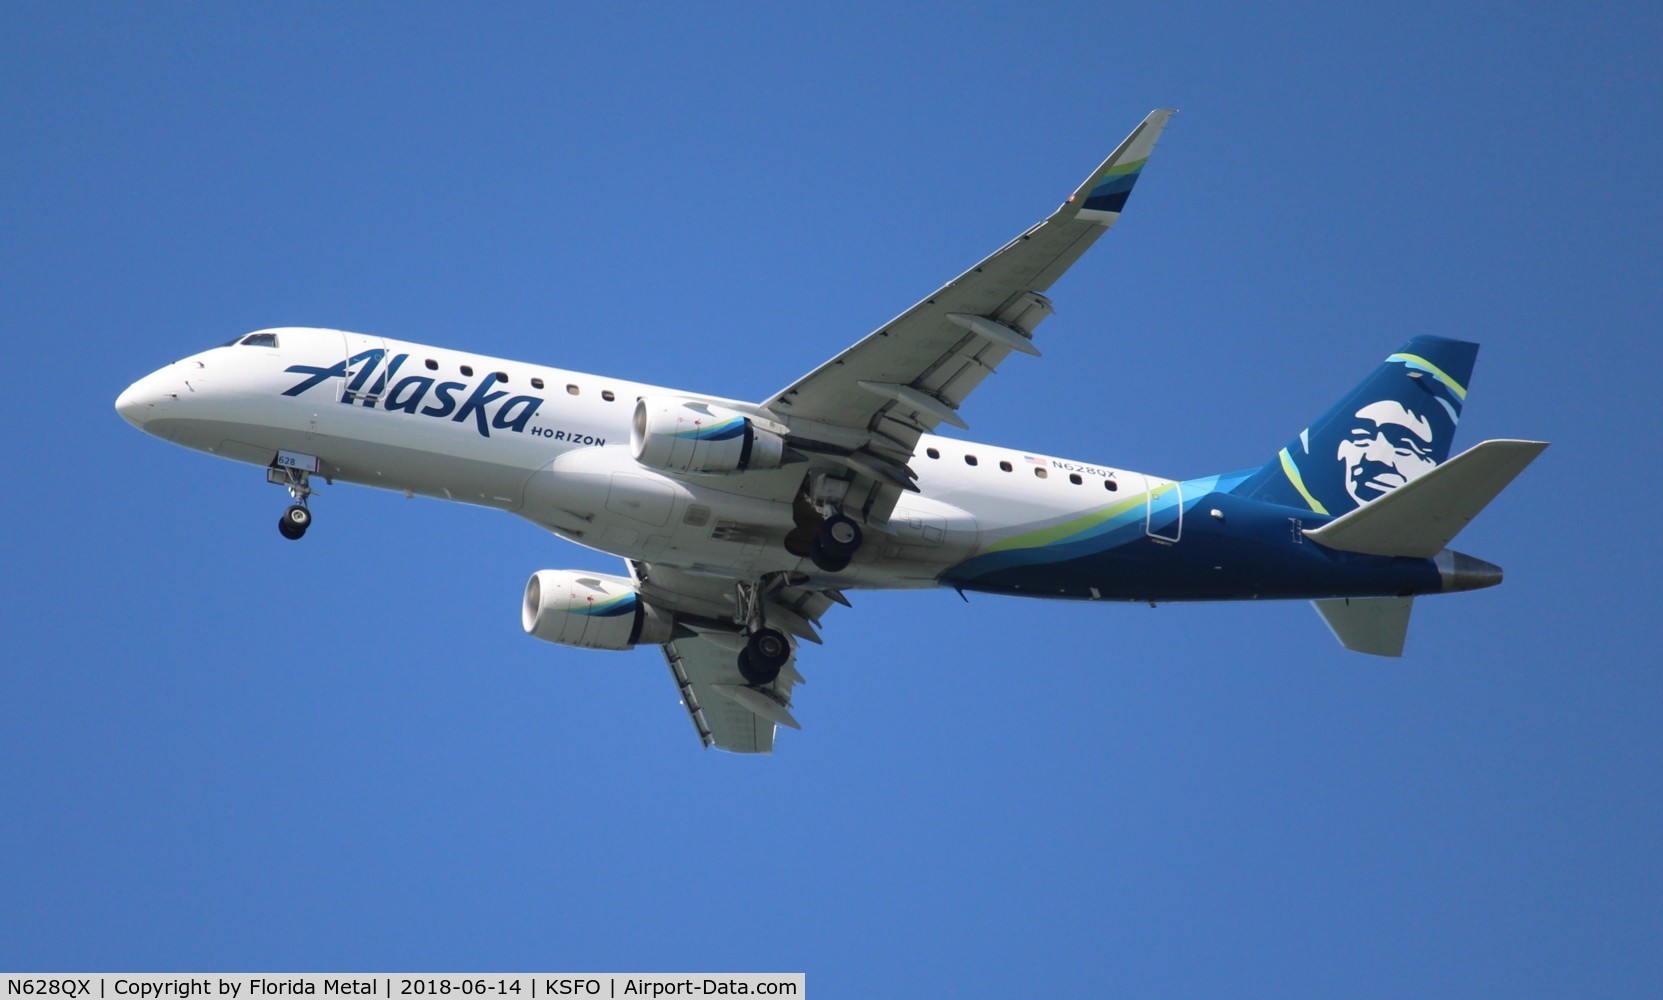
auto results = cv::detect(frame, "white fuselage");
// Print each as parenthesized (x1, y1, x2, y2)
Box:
(116, 328, 1174, 591)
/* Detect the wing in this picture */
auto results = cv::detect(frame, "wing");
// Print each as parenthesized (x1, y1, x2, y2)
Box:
(661, 633, 796, 753)
(633, 560, 838, 753)
(762, 109, 1174, 520)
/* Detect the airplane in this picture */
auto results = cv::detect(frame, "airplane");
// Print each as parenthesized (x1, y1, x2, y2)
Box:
(114, 109, 1546, 753)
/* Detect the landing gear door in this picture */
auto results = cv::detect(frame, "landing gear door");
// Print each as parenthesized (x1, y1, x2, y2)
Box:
(339, 331, 391, 405)
(1144, 475, 1183, 544)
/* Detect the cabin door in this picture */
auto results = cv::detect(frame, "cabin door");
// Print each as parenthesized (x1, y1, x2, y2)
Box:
(338, 331, 392, 405)
(1144, 476, 1183, 544)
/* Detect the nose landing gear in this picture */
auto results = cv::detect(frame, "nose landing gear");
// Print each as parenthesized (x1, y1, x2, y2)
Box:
(267, 453, 320, 541)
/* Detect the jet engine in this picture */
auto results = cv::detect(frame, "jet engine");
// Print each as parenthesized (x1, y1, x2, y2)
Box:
(631, 397, 787, 475)
(522, 570, 674, 650)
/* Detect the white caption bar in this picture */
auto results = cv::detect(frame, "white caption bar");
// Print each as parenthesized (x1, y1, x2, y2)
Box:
(2, 976, 803, 1000)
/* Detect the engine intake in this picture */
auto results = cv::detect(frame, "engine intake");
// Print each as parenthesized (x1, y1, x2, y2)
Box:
(522, 570, 673, 650)
(631, 397, 786, 475)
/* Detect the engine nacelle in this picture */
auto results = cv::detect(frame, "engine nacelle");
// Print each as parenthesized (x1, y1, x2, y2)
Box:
(521, 570, 674, 651)
(631, 397, 787, 475)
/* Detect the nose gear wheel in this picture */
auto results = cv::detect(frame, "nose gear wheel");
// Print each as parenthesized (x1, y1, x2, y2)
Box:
(278, 504, 312, 540)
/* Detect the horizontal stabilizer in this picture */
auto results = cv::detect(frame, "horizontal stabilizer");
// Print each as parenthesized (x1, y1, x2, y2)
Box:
(1313, 597, 1414, 657)
(1304, 439, 1548, 558)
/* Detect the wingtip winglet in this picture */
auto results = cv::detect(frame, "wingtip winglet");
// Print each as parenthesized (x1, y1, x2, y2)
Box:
(1063, 108, 1176, 224)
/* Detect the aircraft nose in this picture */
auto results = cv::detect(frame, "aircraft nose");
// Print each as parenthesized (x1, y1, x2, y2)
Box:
(115, 373, 168, 429)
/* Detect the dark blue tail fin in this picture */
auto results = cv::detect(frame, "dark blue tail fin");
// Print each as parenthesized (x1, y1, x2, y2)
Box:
(1234, 336, 1479, 516)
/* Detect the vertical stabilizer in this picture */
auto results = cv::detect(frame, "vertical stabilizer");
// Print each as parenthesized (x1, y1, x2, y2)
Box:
(1235, 337, 1479, 516)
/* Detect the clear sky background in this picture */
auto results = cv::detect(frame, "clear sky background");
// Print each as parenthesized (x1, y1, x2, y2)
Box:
(3, 2, 1659, 994)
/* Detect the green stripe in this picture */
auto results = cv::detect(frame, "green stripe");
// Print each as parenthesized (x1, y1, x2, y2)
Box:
(1388, 352, 1468, 400)
(980, 487, 1164, 555)
(1279, 449, 1329, 515)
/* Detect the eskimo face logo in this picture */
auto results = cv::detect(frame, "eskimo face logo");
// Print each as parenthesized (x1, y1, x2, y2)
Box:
(1336, 399, 1437, 505)
(282, 349, 544, 438)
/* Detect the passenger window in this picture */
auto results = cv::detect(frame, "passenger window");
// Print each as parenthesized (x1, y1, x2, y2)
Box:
(460, 365, 474, 377)
(1104, 479, 1119, 492)
(531, 377, 545, 390)
(999, 461, 1013, 472)
(602, 390, 616, 402)
(566, 384, 580, 395)
(1033, 467, 1048, 479)
(1069, 473, 1083, 485)
(965, 455, 978, 466)
(425, 359, 439, 371)
(926, 448, 940, 459)
(495, 372, 508, 383)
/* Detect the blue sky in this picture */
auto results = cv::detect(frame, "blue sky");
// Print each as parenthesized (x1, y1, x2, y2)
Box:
(3, 1, 1659, 994)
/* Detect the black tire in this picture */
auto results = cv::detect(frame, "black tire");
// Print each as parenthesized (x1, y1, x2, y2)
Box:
(280, 504, 310, 539)
(809, 536, 852, 573)
(811, 514, 860, 571)
(737, 648, 780, 687)
(741, 627, 789, 684)
(818, 514, 862, 555)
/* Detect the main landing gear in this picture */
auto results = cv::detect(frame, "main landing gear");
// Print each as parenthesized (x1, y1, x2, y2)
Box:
(734, 577, 793, 686)
(792, 473, 866, 573)
(739, 628, 790, 686)
(267, 457, 318, 541)
(810, 513, 863, 573)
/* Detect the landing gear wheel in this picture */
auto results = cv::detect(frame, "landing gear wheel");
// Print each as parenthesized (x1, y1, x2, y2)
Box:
(278, 504, 311, 540)
(810, 539, 851, 573)
(739, 628, 789, 685)
(822, 514, 862, 550)
(737, 649, 776, 686)
(810, 514, 862, 572)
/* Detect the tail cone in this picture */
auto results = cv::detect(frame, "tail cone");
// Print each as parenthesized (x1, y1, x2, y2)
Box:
(1436, 550, 1503, 592)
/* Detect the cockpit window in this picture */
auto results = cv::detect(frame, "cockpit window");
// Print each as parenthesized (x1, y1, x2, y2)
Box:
(239, 333, 279, 348)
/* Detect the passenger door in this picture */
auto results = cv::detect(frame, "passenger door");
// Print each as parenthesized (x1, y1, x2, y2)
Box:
(339, 331, 391, 405)
(1143, 475, 1183, 544)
